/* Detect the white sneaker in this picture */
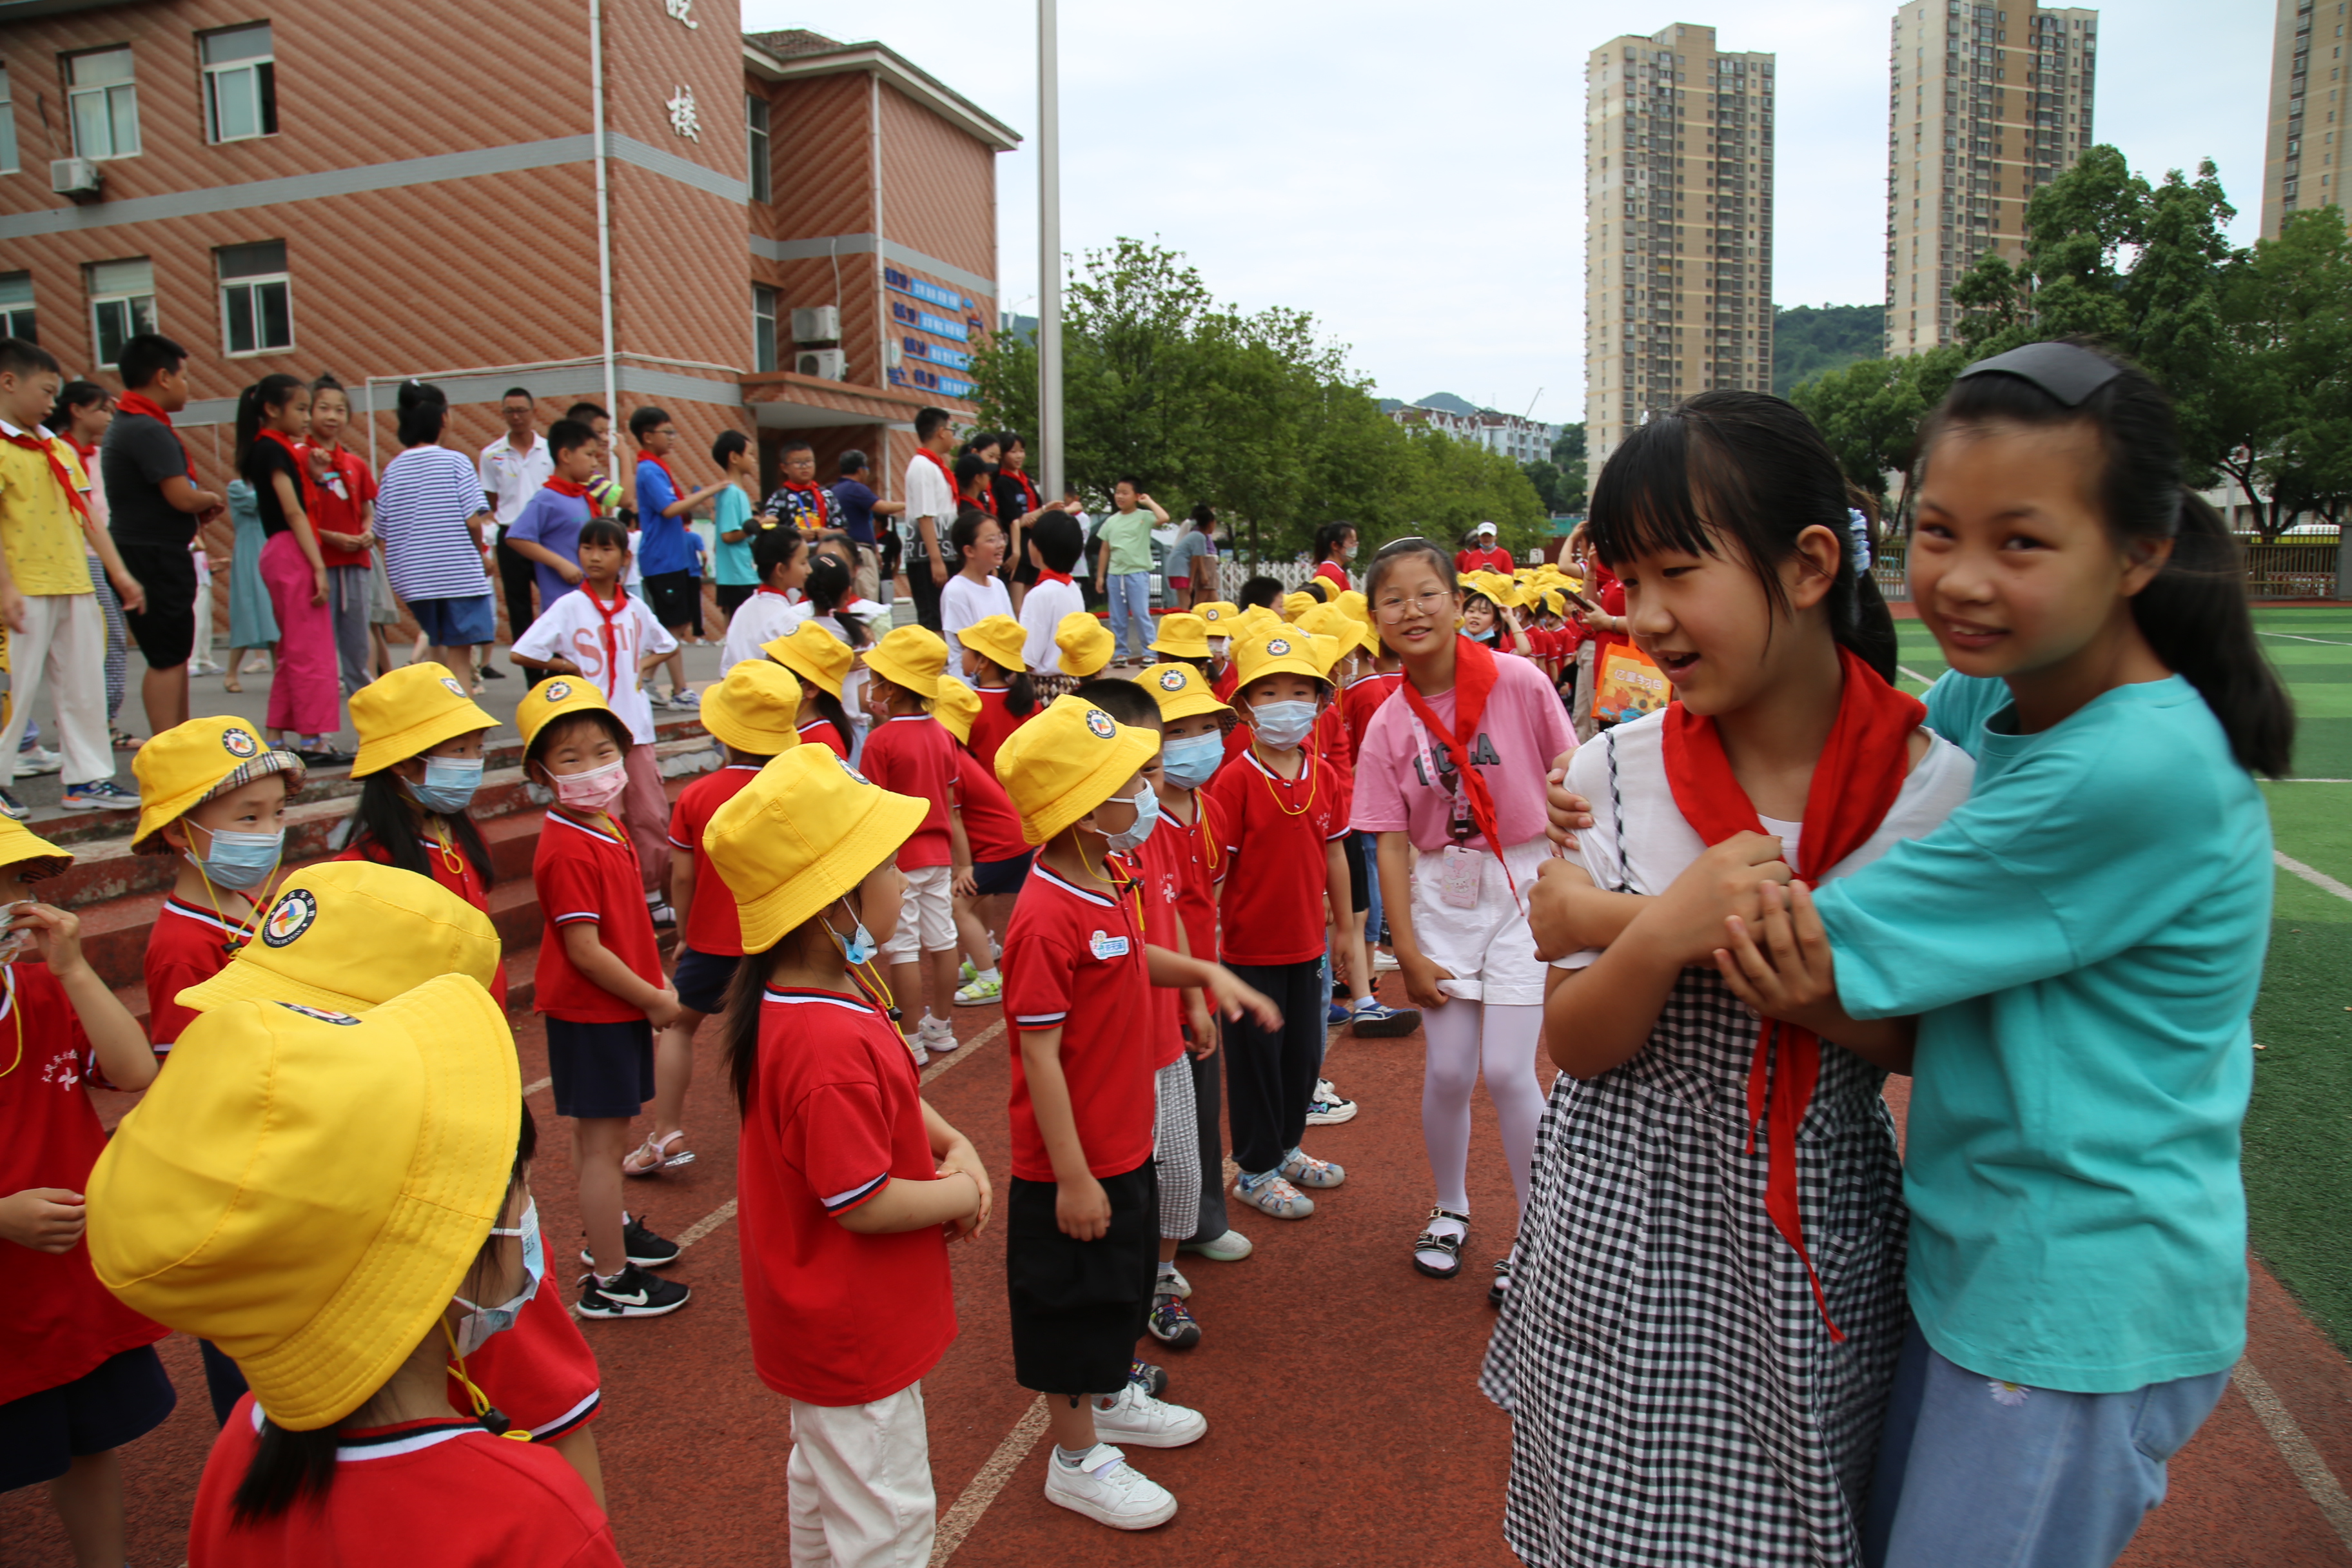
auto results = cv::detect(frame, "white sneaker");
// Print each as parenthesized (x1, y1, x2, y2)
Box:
(1043, 1444, 1177, 1531)
(903, 1032, 930, 1068)
(1164, 1265, 1192, 1300)
(921, 1016, 957, 1052)
(1373, 950, 1400, 972)
(12, 747, 60, 778)
(1279, 1147, 1346, 1188)
(1089, 1380, 1207, 1448)
(1234, 1170, 1314, 1220)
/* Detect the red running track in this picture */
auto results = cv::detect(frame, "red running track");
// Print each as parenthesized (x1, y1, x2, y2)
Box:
(6, 990, 2350, 1565)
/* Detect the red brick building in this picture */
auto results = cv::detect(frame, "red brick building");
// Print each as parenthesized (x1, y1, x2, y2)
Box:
(0, 4, 1015, 500)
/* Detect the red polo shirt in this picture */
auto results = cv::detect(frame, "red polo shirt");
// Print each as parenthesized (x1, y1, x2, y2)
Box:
(335, 832, 509, 1010)
(532, 811, 663, 1023)
(666, 763, 763, 956)
(968, 687, 1031, 776)
(858, 715, 956, 870)
(453, 1284, 602, 1439)
(144, 895, 246, 1052)
(1455, 544, 1514, 574)
(1001, 861, 1155, 1182)
(1162, 790, 1227, 968)
(302, 442, 378, 569)
(798, 718, 851, 762)
(1113, 823, 1191, 1070)
(739, 986, 956, 1406)
(1342, 672, 1402, 758)
(952, 748, 1028, 864)
(1202, 749, 1344, 965)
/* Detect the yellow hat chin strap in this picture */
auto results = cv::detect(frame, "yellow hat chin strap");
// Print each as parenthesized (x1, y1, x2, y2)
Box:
(440, 1319, 531, 1441)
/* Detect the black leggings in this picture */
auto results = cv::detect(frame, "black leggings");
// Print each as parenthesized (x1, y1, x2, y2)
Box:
(1222, 957, 1326, 1175)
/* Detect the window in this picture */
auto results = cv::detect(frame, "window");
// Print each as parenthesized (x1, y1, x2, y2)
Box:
(87, 258, 155, 368)
(0, 273, 34, 342)
(66, 47, 140, 160)
(217, 240, 291, 354)
(0, 64, 17, 173)
(745, 92, 770, 202)
(752, 284, 779, 373)
(201, 24, 277, 143)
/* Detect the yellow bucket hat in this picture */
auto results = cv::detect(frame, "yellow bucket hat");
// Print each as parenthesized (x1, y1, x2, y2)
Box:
(348, 664, 497, 779)
(994, 694, 1161, 846)
(177, 862, 501, 1018)
(1282, 590, 1318, 622)
(1231, 630, 1331, 691)
(863, 624, 948, 699)
(1055, 612, 1114, 680)
(1194, 602, 1240, 631)
(1144, 662, 1231, 723)
(932, 676, 979, 744)
(957, 614, 1028, 675)
(764, 621, 854, 699)
(87, 975, 519, 1431)
(1336, 590, 1372, 627)
(132, 716, 307, 851)
(703, 660, 805, 756)
(515, 676, 626, 758)
(1238, 605, 1284, 638)
(1149, 612, 1211, 660)
(0, 818, 72, 881)
(705, 745, 928, 950)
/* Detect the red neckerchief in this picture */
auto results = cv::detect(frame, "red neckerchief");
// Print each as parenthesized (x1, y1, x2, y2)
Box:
(579, 579, 631, 697)
(1004, 469, 1041, 512)
(1035, 569, 1073, 587)
(1660, 644, 1925, 1341)
(778, 480, 830, 529)
(2, 427, 90, 520)
(1398, 636, 1512, 888)
(914, 446, 954, 496)
(544, 476, 591, 499)
(636, 451, 680, 501)
(69, 437, 97, 464)
(254, 427, 311, 505)
(116, 391, 197, 484)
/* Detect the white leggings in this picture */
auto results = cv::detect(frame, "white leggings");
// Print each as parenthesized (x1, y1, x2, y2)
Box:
(1420, 997, 1545, 1222)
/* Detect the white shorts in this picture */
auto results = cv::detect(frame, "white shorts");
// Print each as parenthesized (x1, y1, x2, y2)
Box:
(788, 1381, 935, 1567)
(883, 863, 956, 961)
(1407, 837, 1553, 1006)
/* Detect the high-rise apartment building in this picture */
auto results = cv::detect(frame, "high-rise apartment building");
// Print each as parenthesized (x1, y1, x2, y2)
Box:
(1884, 2, 2098, 357)
(2262, 0, 2351, 239)
(1583, 23, 1774, 467)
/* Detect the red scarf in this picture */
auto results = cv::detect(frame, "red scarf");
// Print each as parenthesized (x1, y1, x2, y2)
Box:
(777, 480, 830, 528)
(913, 446, 954, 497)
(544, 476, 592, 500)
(1003, 469, 1041, 513)
(1035, 568, 1074, 588)
(1397, 636, 1514, 890)
(2, 427, 90, 520)
(580, 579, 631, 697)
(1660, 645, 1924, 1340)
(116, 390, 199, 485)
(636, 451, 680, 505)
(253, 427, 311, 505)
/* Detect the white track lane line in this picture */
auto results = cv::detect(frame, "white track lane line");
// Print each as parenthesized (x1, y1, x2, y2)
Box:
(525, 1075, 552, 1097)
(2277, 850, 2352, 904)
(2259, 631, 2352, 646)
(930, 1395, 1050, 1566)
(1897, 663, 1938, 687)
(2235, 1358, 2352, 1554)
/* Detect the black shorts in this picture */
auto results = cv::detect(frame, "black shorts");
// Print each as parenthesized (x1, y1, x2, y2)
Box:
(715, 582, 756, 616)
(672, 944, 741, 1017)
(545, 1016, 654, 1119)
(972, 851, 1034, 897)
(0, 1344, 176, 1492)
(642, 569, 698, 631)
(1006, 1160, 1157, 1396)
(115, 540, 199, 669)
(1343, 828, 1370, 914)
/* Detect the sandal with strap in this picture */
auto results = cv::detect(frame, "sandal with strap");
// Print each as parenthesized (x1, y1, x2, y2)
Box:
(622, 1130, 695, 1178)
(1412, 1207, 1471, 1280)
(1488, 1246, 1518, 1308)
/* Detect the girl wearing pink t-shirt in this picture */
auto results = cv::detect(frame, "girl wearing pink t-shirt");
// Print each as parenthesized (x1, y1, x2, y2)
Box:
(1349, 538, 1573, 1300)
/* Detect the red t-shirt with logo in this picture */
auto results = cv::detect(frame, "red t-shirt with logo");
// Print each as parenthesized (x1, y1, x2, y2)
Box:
(1202, 750, 1344, 965)
(857, 716, 955, 870)
(190, 1396, 623, 1567)
(302, 443, 378, 569)
(1, 965, 170, 1405)
(666, 764, 761, 956)
(797, 718, 851, 762)
(1455, 545, 1515, 575)
(144, 895, 246, 1052)
(738, 985, 956, 1405)
(1000, 862, 1155, 1182)
(952, 747, 1027, 864)
(1342, 672, 1402, 758)
(1162, 791, 1227, 974)
(1113, 824, 1190, 1070)
(532, 811, 663, 1023)
(335, 833, 509, 1010)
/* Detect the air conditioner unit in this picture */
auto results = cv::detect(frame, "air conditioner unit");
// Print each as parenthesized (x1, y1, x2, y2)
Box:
(791, 305, 841, 343)
(796, 348, 848, 381)
(50, 158, 103, 199)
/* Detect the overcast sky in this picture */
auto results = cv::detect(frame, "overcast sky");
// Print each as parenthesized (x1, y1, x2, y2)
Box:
(745, 0, 2273, 427)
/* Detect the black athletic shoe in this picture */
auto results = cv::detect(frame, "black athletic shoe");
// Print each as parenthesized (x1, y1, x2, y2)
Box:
(576, 1262, 691, 1318)
(480, 663, 509, 680)
(578, 1212, 682, 1270)
(1128, 1358, 1169, 1398)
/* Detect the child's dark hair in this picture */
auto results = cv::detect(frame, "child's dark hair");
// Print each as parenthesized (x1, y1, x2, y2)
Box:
(1585, 389, 1899, 685)
(979, 657, 1036, 718)
(117, 334, 186, 390)
(1363, 537, 1456, 609)
(949, 507, 1001, 557)
(721, 930, 774, 1113)
(803, 554, 866, 647)
(778, 438, 812, 462)
(627, 405, 668, 441)
(565, 401, 608, 424)
(234, 373, 307, 471)
(345, 772, 493, 888)
(0, 337, 60, 380)
(1237, 575, 1285, 611)
(578, 517, 629, 551)
(1925, 344, 2295, 776)
(308, 371, 349, 404)
(549, 419, 596, 460)
(752, 524, 807, 585)
(711, 428, 749, 467)
(395, 394, 446, 448)
(1313, 521, 1357, 562)
(1070, 678, 1159, 729)
(233, 1101, 537, 1524)
(1190, 502, 1217, 534)
(954, 451, 991, 494)
(1028, 508, 1083, 573)
(47, 378, 108, 431)
(525, 709, 630, 774)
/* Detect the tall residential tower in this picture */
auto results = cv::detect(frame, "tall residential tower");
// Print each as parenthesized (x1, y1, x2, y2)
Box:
(1884, 1, 2097, 357)
(2263, 0, 2349, 239)
(1583, 23, 1774, 467)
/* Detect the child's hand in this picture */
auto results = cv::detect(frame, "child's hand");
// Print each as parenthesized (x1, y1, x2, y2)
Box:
(0, 1188, 86, 1253)
(953, 866, 978, 899)
(1529, 859, 1594, 962)
(1545, 764, 1594, 852)
(1183, 992, 1218, 1059)
(1715, 880, 1843, 1033)
(936, 1143, 993, 1240)
(13, 905, 83, 977)
(1645, 832, 1792, 966)
(1204, 967, 1280, 1030)
(1398, 950, 1455, 1012)
(645, 985, 683, 1030)
(1056, 1173, 1111, 1241)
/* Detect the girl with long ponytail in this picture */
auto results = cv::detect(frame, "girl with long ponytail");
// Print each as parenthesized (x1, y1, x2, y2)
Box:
(235, 375, 344, 764)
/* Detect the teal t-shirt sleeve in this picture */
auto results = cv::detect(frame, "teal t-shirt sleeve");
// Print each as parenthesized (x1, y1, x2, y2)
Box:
(1921, 671, 2006, 760)
(714, 487, 749, 532)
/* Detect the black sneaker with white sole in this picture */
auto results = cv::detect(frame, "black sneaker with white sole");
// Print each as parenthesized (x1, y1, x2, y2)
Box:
(578, 1212, 683, 1270)
(576, 1262, 691, 1318)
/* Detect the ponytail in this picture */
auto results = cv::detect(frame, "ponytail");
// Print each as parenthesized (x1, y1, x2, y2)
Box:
(720, 934, 776, 1115)
(810, 688, 857, 754)
(981, 655, 1037, 718)
(235, 373, 304, 477)
(2136, 493, 2295, 776)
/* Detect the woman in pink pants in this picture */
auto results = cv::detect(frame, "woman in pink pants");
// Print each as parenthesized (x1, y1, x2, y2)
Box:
(235, 374, 349, 767)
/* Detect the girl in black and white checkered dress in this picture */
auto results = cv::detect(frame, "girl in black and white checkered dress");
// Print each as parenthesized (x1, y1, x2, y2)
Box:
(1482, 393, 1972, 1567)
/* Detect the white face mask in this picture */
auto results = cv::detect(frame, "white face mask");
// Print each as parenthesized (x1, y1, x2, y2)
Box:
(1251, 699, 1318, 751)
(451, 1199, 544, 1357)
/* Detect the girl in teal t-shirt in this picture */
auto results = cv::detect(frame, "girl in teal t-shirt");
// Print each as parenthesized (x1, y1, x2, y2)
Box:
(1709, 344, 2293, 1568)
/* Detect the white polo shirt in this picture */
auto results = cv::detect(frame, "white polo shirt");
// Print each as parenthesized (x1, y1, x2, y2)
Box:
(903, 449, 956, 542)
(478, 432, 553, 531)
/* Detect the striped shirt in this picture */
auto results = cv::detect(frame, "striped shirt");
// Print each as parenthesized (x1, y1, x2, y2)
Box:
(375, 444, 491, 602)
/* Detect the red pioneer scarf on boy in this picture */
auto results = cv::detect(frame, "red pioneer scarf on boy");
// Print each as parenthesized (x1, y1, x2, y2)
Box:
(1660, 643, 1923, 1339)
(912, 447, 954, 493)
(544, 476, 592, 500)
(580, 578, 631, 698)
(1, 429, 92, 521)
(116, 391, 199, 487)
(1397, 634, 1516, 895)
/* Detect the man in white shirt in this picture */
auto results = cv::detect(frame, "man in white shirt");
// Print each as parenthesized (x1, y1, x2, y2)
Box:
(901, 406, 957, 634)
(478, 387, 552, 678)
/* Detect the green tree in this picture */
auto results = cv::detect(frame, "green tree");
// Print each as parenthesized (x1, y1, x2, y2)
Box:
(2213, 206, 2352, 537)
(1788, 348, 1966, 527)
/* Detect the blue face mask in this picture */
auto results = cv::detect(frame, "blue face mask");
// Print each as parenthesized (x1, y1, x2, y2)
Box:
(1250, 699, 1319, 752)
(452, 1198, 544, 1356)
(1160, 732, 1224, 791)
(186, 827, 284, 892)
(1104, 785, 1161, 854)
(411, 756, 485, 814)
(827, 904, 877, 966)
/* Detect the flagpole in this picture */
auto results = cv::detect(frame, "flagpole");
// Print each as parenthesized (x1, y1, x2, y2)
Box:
(1037, 0, 1064, 505)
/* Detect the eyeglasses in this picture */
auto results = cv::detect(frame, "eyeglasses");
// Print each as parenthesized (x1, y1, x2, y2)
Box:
(1375, 590, 1456, 622)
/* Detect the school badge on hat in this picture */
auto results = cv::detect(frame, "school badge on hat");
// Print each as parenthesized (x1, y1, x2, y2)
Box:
(440, 676, 468, 698)
(1084, 708, 1117, 740)
(220, 727, 260, 760)
(261, 888, 319, 947)
(1157, 669, 1187, 692)
(542, 680, 573, 701)
(1267, 638, 1292, 656)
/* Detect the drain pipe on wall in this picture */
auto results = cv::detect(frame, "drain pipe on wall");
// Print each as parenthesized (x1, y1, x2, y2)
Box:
(591, 0, 618, 418)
